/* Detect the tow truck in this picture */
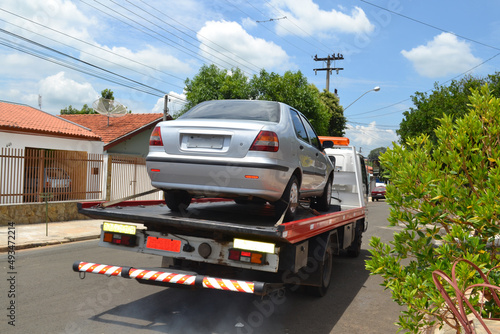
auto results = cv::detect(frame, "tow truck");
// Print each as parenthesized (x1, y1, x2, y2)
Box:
(73, 137, 369, 297)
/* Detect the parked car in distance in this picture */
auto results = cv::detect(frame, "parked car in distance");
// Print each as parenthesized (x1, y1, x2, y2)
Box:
(146, 99, 335, 221)
(24, 167, 72, 201)
(371, 186, 386, 201)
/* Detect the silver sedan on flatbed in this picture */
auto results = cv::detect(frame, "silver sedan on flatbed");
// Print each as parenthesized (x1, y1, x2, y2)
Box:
(146, 99, 334, 221)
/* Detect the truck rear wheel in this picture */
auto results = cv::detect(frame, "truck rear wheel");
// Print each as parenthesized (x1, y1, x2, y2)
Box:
(308, 244, 333, 297)
(347, 224, 363, 258)
(164, 190, 192, 212)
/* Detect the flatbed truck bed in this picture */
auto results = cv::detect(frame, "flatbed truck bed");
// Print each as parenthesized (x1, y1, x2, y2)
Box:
(78, 199, 365, 244)
(73, 144, 369, 297)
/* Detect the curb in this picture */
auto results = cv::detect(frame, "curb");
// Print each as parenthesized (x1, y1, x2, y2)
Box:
(0, 235, 100, 253)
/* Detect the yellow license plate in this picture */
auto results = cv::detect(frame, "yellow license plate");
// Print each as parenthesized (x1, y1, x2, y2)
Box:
(102, 222, 137, 235)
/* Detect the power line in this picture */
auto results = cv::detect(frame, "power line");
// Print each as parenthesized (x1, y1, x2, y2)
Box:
(0, 8, 186, 85)
(106, 0, 258, 75)
(0, 37, 163, 97)
(0, 18, 184, 90)
(359, 0, 500, 52)
(348, 51, 500, 118)
(262, 0, 333, 54)
(82, 0, 254, 77)
(223, 0, 312, 56)
(0, 28, 166, 95)
(132, 0, 263, 73)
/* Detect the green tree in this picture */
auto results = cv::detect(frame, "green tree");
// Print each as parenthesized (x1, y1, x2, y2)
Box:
(397, 73, 500, 145)
(249, 69, 330, 134)
(182, 64, 254, 111)
(366, 85, 500, 333)
(319, 89, 346, 136)
(60, 103, 96, 115)
(368, 146, 387, 161)
(101, 88, 114, 100)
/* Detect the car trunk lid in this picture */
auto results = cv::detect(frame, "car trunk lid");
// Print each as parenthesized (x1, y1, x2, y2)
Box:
(160, 120, 267, 158)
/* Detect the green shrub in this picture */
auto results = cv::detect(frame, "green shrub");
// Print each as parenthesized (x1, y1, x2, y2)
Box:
(365, 84, 500, 333)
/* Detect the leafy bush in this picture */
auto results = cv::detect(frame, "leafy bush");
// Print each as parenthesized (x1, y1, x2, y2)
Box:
(365, 85, 500, 333)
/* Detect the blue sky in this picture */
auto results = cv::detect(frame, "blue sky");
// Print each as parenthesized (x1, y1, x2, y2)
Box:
(1, 0, 500, 154)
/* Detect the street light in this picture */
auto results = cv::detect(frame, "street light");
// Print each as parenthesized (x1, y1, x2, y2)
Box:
(343, 86, 380, 110)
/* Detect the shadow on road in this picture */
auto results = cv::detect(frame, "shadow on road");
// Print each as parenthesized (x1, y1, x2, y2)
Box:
(88, 250, 371, 334)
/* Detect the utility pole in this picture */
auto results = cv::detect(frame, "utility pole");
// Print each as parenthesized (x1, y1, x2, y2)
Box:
(313, 53, 344, 93)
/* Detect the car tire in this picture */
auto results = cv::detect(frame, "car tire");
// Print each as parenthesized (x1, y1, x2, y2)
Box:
(311, 176, 332, 211)
(275, 176, 299, 222)
(164, 190, 192, 212)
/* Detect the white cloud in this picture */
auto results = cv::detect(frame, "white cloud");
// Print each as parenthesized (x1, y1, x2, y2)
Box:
(268, 0, 374, 36)
(197, 20, 293, 71)
(242, 17, 258, 30)
(0, 0, 97, 47)
(345, 122, 398, 154)
(38, 72, 98, 111)
(80, 44, 192, 75)
(401, 33, 481, 78)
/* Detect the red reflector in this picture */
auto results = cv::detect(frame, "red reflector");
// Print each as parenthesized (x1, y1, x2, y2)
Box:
(151, 169, 160, 172)
(245, 175, 259, 179)
(250, 131, 279, 152)
(146, 237, 181, 252)
(228, 249, 240, 261)
(149, 126, 163, 146)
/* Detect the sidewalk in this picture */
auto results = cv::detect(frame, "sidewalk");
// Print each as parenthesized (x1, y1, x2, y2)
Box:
(0, 220, 105, 252)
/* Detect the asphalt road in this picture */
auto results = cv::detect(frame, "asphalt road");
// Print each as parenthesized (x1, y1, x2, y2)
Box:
(1, 201, 404, 334)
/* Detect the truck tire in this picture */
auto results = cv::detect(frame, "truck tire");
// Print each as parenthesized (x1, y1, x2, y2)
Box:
(311, 176, 332, 211)
(275, 176, 299, 222)
(308, 244, 333, 297)
(347, 224, 363, 258)
(164, 190, 192, 212)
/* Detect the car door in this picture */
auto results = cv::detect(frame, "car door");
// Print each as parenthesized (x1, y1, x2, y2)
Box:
(299, 114, 329, 190)
(290, 109, 320, 192)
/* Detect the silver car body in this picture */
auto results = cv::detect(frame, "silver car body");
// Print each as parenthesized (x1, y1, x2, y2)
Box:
(146, 100, 334, 202)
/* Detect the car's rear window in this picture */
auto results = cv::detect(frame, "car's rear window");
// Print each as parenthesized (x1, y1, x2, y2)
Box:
(180, 100, 280, 123)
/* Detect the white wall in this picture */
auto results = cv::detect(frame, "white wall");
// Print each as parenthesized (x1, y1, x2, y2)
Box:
(0, 131, 103, 153)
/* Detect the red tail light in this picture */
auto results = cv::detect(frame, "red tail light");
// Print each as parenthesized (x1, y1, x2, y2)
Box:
(149, 126, 163, 146)
(250, 131, 279, 152)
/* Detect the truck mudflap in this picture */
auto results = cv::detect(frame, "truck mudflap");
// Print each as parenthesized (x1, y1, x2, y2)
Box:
(72, 261, 279, 296)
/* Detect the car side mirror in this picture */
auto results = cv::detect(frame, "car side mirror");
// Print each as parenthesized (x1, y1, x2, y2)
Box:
(322, 140, 334, 149)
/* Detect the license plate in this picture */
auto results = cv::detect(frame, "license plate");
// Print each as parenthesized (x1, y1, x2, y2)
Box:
(187, 135, 223, 149)
(146, 237, 182, 252)
(102, 222, 136, 235)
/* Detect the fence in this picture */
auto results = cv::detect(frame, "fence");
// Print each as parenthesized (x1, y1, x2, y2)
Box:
(107, 155, 162, 201)
(0, 148, 160, 205)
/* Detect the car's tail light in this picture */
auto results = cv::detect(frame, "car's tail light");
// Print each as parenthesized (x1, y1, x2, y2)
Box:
(250, 131, 279, 152)
(149, 126, 163, 146)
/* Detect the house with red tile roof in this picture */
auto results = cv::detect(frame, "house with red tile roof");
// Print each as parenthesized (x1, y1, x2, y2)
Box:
(0, 100, 103, 153)
(59, 113, 167, 157)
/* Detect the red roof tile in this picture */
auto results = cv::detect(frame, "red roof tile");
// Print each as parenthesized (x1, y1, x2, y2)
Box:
(0, 101, 101, 140)
(59, 113, 163, 145)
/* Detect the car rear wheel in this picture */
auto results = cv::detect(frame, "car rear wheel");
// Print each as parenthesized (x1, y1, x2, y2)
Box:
(311, 176, 332, 211)
(164, 190, 192, 212)
(275, 176, 299, 222)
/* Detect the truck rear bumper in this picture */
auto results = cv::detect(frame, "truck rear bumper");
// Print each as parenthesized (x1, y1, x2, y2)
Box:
(73, 261, 278, 296)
